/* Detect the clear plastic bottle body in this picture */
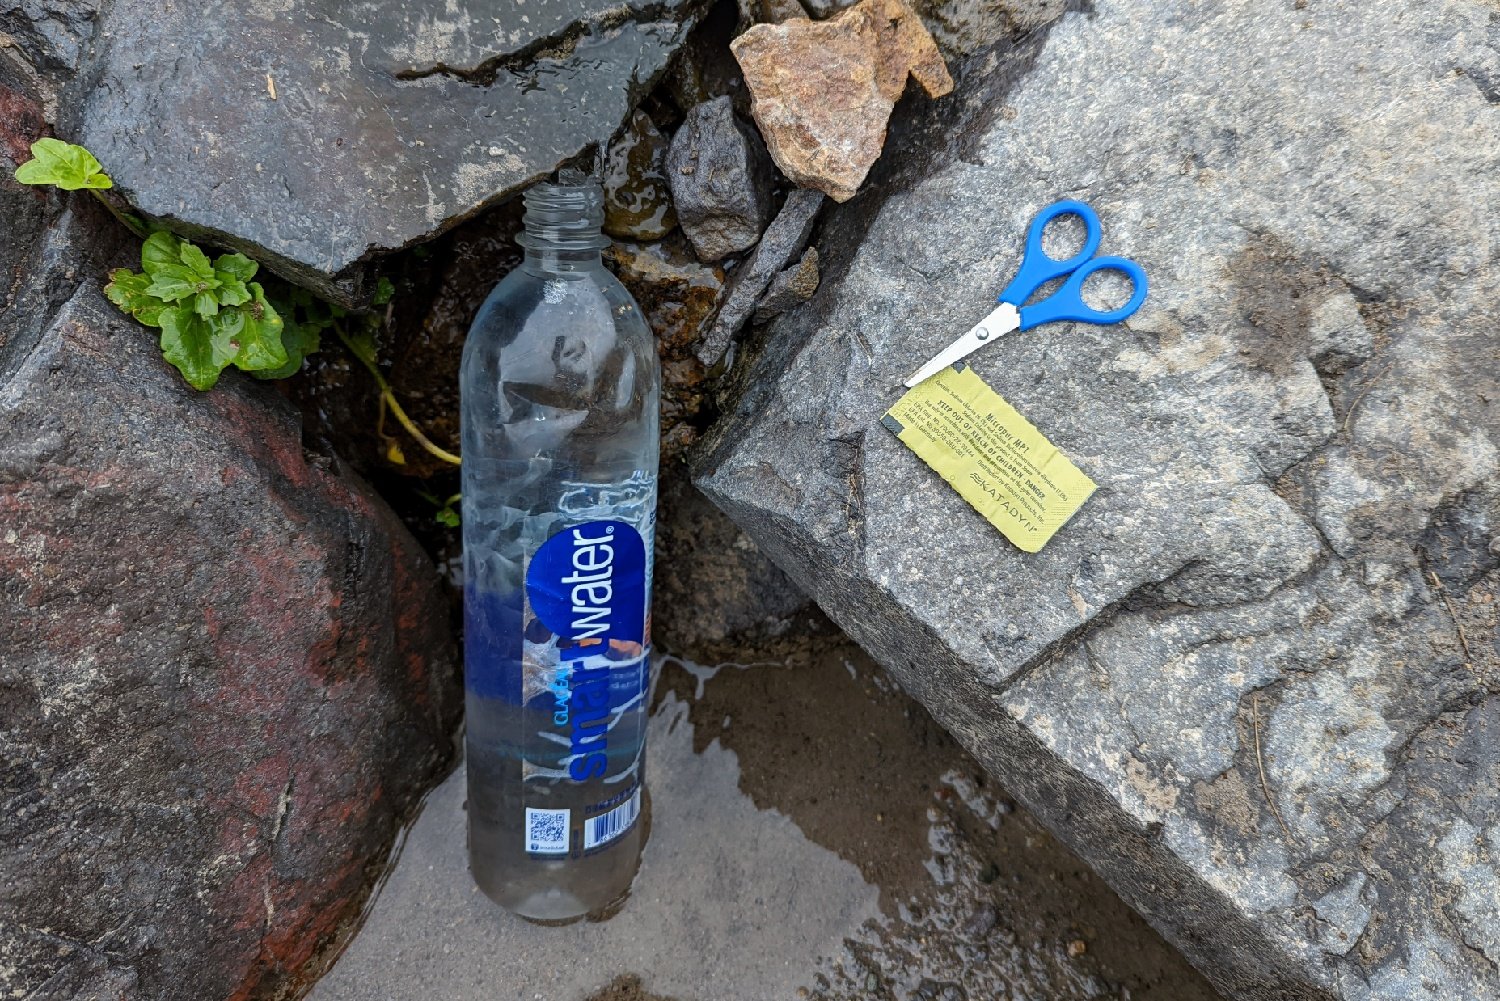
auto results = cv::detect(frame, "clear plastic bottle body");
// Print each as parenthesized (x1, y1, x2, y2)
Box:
(460, 181, 660, 921)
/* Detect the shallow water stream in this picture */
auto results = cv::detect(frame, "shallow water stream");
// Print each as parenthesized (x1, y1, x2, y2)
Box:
(310, 632, 1221, 1001)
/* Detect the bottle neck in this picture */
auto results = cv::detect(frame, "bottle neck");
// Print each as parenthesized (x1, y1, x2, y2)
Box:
(516, 178, 609, 276)
(522, 245, 603, 275)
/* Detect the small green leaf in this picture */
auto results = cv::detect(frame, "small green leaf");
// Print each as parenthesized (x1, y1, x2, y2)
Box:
(435, 507, 461, 528)
(145, 263, 203, 302)
(342, 327, 377, 367)
(194, 291, 220, 318)
(222, 297, 286, 375)
(372, 277, 396, 306)
(105, 269, 166, 327)
(142, 231, 185, 275)
(216, 278, 250, 308)
(179, 242, 215, 280)
(159, 304, 236, 390)
(214, 252, 258, 283)
(252, 294, 320, 380)
(224, 287, 289, 373)
(13, 138, 113, 191)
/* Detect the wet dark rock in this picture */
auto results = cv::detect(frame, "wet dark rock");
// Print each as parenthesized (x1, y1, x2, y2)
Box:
(652, 466, 809, 658)
(603, 110, 679, 241)
(663, 0, 753, 119)
(754, 245, 820, 323)
(696, 1, 1500, 998)
(0, 83, 52, 317)
(0, 1, 101, 110)
(605, 237, 724, 459)
(697, 187, 823, 366)
(742, 0, 813, 23)
(667, 96, 777, 263)
(1, 210, 460, 1001)
(801, 0, 854, 17)
(69, 0, 709, 305)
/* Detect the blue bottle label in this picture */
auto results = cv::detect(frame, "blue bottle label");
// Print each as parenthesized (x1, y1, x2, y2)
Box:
(463, 469, 656, 859)
(525, 520, 647, 654)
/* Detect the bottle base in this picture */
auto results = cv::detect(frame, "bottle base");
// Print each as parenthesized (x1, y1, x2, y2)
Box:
(471, 874, 634, 926)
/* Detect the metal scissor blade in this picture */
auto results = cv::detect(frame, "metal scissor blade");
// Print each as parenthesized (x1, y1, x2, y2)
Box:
(902, 302, 1021, 388)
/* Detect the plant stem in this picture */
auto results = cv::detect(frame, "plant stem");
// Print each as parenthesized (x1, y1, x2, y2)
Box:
(89, 188, 151, 240)
(334, 324, 461, 466)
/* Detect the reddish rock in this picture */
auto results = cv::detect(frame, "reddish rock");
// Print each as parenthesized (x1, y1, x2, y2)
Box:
(731, 0, 953, 201)
(0, 211, 460, 1001)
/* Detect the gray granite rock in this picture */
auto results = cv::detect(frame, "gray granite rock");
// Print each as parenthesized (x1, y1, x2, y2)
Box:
(50, 0, 705, 304)
(698, 186, 823, 365)
(694, 0, 1500, 997)
(668, 95, 777, 263)
(0, 209, 461, 1000)
(0, 1, 100, 115)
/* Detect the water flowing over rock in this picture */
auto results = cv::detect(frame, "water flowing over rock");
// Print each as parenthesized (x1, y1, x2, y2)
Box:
(0, 209, 461, 1001)
(731, 0, 952, 202)
(603, 109, 679, 242)
(58, 0, 708, 304)
(696, 0, 1500, 997)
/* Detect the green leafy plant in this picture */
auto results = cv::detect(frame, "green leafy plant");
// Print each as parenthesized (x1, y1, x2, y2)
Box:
(14, 137, 113, 190)
(15, 139, 461, 467)
(106, 232, 286, 389)
(418, 490, 463, 527)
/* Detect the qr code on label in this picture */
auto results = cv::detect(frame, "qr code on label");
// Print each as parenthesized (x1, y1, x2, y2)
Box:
(525, 807, 570, 853)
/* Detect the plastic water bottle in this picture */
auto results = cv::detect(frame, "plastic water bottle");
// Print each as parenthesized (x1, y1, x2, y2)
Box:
(460, 176, 660, 921)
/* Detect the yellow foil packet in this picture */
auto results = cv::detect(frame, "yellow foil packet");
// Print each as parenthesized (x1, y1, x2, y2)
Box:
(881, 363, 1096, 552)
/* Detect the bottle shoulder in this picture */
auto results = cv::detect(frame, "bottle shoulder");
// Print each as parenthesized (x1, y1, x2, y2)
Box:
(460, 263, 658, 412)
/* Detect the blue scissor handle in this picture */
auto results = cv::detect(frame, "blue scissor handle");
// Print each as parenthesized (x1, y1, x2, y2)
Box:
(997, 200, 1103, 307)
(1018, 255, 1149, 330)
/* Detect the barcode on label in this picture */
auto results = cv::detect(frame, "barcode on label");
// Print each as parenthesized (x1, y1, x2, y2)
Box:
(584, 788, 641, 850)
(525, 807, 570, 854)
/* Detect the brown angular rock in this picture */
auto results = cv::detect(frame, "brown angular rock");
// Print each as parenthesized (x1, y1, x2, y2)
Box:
(731, 0, 953, 202)
(604, 237, 725, 458)
(753, 246, 821, 323)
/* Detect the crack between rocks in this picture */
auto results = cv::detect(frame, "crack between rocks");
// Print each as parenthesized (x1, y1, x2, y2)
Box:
(391, 2, 686, 85)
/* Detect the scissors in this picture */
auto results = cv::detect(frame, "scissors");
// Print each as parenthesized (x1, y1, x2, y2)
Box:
(903, 200, 1149, 388)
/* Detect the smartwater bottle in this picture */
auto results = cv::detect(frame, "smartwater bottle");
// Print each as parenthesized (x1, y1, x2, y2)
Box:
(460, 176, 660, 920)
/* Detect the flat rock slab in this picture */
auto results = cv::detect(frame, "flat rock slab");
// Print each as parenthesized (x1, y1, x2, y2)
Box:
(70, 0, 705, 302)
(695, 0, 1500, 997)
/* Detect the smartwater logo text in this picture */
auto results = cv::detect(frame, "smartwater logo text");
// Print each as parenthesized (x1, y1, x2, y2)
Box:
(561, 525, 616, 647)
(525, 519, 647, 783)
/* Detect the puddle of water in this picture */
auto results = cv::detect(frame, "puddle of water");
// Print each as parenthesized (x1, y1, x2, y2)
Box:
(309, 672, 880, 1001)
(311, 634, 1222, 1001)
(650, 638, 1225, 1001)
